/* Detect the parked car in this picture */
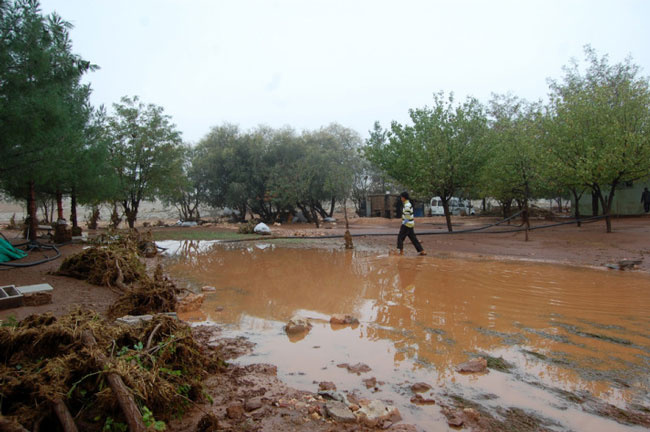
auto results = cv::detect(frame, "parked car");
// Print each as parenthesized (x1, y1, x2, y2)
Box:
(430, 197, 475, 216)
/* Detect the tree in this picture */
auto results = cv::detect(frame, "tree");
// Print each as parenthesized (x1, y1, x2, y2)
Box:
(548, 46, 650, 232)
(106, 96, 184, 228)
(160, 145, 206, 221)
(0, 0, 95, 240)
(482, 94, 546, 236)
(365, 93, 488, 231)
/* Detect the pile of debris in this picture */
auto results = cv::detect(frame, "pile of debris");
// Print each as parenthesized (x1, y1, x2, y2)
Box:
(0, 310, 223, 431)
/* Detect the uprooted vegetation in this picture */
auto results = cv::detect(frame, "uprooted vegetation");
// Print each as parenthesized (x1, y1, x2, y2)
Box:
(0, 310, 224, 431)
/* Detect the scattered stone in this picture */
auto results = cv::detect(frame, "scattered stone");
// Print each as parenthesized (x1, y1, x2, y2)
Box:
(410, 382, 431, 393)
(456, 357, 488, 373)
(308, 405, 321, 415)
(310, 411, 321, 421)
(447, 413, 464, 427)
(349, 403, 360, 412)
(618, 259, 642, 270)
(254, 222, 271, 235)
(363, 377, 377, 388)
(357, 400, 402, 427)
(410, 394, 436, 405)
(285, 316, 312, 335)
(195, 413, 220, 432)
(337, 362, 372, 374)
(463, 407, 480, 422)
(201, 285, 217, 292)
(324, 401, 356, 423)
(318, 390, 347, 403)
(226, 403, 244, 419)
(177, 293, 205, 313)
(330, 314, 360, 325)
(319, 381, 337, 391)
(244, 397, 263, 412)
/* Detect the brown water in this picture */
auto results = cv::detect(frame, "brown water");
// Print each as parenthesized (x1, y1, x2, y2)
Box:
(162, 241, 650, 431)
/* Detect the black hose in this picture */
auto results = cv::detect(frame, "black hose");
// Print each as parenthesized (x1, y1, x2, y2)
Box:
(0, 241, 61, 268)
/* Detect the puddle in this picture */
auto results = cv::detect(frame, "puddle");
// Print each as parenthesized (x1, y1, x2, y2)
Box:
(162, 241, 650, 431)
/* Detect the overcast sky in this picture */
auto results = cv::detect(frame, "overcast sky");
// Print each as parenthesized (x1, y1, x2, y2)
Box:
(39, 0, 650, 144)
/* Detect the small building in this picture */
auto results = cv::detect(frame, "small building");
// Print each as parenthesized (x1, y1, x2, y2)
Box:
(367, 193, 425, 218)
(573, 180, 649, 216)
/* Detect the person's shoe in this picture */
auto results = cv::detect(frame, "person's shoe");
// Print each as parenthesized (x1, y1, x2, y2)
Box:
(419, 251, 427, 256)
(399, 249, 404, 255)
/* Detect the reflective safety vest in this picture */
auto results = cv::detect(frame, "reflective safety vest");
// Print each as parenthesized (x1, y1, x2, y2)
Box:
(402, 200, 414, 228)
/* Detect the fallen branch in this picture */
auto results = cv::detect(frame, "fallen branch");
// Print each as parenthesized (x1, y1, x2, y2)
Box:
(0, 416, 30, 432)
(81, 330, 146, 432)
(52, 399, 79, 432)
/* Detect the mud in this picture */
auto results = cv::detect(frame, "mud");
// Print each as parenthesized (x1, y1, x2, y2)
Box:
(163, 241, 650, 431)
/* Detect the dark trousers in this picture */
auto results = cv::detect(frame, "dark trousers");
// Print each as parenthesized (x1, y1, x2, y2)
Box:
(644, 202, 650, 213)
(397, 225, 423, 252)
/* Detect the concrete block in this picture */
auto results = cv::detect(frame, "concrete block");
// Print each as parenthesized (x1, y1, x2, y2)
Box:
(17, 283, 54, 294)
(0, 285, 24, 310)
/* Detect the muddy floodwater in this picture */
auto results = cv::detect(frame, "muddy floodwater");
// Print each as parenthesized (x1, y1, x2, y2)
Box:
(162, 240, 650, 431)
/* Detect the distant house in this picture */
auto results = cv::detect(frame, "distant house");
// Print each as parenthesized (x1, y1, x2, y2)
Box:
(367, 193, 425, 218)
(573, 179, 649, 216)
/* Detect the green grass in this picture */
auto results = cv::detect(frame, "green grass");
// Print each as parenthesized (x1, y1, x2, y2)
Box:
(152, 230, 258, 241)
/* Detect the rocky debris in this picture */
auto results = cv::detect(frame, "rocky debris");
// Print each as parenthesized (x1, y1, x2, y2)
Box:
(363, 377, 377, 388)
(330, 314, 360, 325)
(324, 400, 356, 423)
(410, 382, 432, 393)
(410, 394, 436, 405)
(318, 381, 337, 391)
(318, 390, 347, 403)
(115, 314, 154, 325)
(177, 293, 205, 313)
(201, 285, 217, 292)
(456, 357, 488, 373)
(244, 397, 263, 412)
(226, 403, 244, 419)
(195, 413, 220, 432)
(254, 222, 271, 235)
(284, 316, 312, 335)
(357, 400, 402, 427)
(606, 259, 642, 270)
(337, 362, 372, 374)
(447, 412, 464, 427)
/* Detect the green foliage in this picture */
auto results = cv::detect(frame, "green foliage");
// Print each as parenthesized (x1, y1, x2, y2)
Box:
(102, 417, 127, 432)
(141, 406, 166, 431)
(106, 96, 185, 228)
(365, 93, 488, 231)
(547, 46, 650, 231)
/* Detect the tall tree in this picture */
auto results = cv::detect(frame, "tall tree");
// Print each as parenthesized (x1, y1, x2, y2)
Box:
(106, 96, 184, 228)
(548, 46, 650, 232)
(365, 93, 488, 231)
(0, 0, 95, 240)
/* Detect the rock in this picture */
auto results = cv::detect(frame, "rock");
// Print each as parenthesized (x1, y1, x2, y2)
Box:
(254, 222, 271, 235)
(388, 425, 418, 432)
(410, 394, 436, 405)
(330, 314, 360, 325)
(337, 362, 372, 374)
(319, 381, 337, 391)
(201, 285, 217, 292)
(618, 259, 642, 270)
(447, 413, 464, 427)
(363, 377, 377, 388)
(456, 357, 488, 373)
(410, 382, 431, 393)
(244, 398, 263, 412)
(357, 400, 402, 427)
(195, 413, 220, 432)
(177, 293, 205, 313)
(318, 390, 347, 403)
(285, 316, 312, 335)
(115, 314, 153, 325)
(463, 407, 480, 422)
(324, 401, 356, 423)
(226, 403, 244, 419)
(323, 217, 336, 222)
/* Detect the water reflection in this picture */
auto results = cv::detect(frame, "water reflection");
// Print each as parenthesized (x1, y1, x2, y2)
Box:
(165, 241, 650, 431)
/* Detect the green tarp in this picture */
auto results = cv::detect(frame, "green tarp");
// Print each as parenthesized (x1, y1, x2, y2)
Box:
(0, 238, 27, 262)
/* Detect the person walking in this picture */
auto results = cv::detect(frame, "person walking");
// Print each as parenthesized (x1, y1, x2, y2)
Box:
(397, 192, 426, 256)
(641, 187, 650, 213)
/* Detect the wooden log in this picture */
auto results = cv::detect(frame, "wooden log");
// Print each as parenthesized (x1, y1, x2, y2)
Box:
(52, 399, 79, 432)
(81, 330, 146, 432)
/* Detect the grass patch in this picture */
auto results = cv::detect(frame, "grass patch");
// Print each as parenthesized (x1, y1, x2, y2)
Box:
(152, 230, 259, 241)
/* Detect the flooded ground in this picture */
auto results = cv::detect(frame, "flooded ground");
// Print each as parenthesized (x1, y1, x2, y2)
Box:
(162, 240, 650, 431)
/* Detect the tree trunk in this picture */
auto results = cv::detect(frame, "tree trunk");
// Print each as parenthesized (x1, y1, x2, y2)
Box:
(70, 188, 78, 229)
(441, 197, 453, 232)
(482, 197, 486, 212)
(28, 180, 37, 242)
(328, 197, 336, 217)
(591, 191, 599, 216)
(571, 189, 582, 227)
(595, 184, 617, 233)
(56, 190, 64, 221)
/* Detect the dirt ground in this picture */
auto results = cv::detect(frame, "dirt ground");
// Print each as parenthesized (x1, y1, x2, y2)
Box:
(1, 213, 649, 431)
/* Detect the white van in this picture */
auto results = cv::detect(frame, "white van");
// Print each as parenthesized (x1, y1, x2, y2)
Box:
(430, 197, 475, 216)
